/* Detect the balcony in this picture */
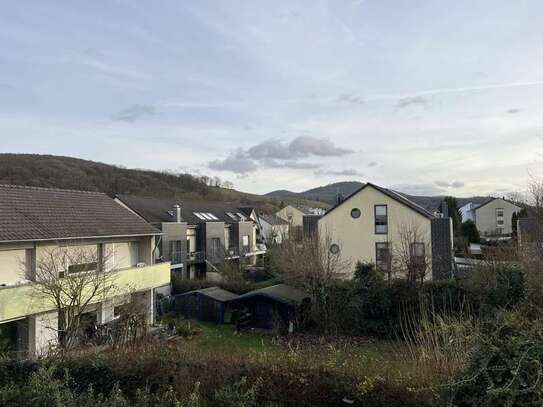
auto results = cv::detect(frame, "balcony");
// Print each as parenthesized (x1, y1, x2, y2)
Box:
(0, 263, 170, 322)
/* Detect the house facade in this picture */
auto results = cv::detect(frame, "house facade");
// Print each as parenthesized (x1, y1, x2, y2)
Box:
(317, 183, 453, 280)
(459, 198, 522, 237)
(0, 185, 170, 357)
(115, 196, 266, 281)
(260, 214, 289, 244)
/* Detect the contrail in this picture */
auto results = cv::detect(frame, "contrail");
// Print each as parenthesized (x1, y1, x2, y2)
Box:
(372, 81, 543, 101)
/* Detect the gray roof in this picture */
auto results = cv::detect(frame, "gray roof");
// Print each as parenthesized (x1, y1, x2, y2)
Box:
(116, 195, 253, 225)
(0, 184, 161, 243)
(232, 284, 309, 306)
(261, 214, 289, 226)
(323, 183, 435, 220)
(176, 286, 239, 302)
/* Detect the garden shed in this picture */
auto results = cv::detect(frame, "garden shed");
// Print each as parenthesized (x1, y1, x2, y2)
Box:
(174, 287, 238, 323)
(230, 284, 310, 332)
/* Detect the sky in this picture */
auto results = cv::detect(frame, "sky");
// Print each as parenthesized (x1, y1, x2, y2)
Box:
(1, 1, 543, 197)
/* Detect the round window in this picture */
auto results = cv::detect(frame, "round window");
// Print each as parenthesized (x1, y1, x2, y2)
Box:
(329, 244, 340, 255)
(351, 208, 361, 219)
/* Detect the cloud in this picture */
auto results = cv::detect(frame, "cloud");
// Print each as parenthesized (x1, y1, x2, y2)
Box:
(435, 180, 465, 188)
(247, 136, 353, 160)
(337, 93, 364, 105)
(368, 161, 377, 167)
(505, 108, 521, 114)
(397, 96, 428, 108)
(315, 168, 364, 177)
(114, 104, 156, 122)
(209, 136, 353, 174)
(262, 159, 321, 170)
(391, 183, 446, 196)
(208, 149, 258, 173)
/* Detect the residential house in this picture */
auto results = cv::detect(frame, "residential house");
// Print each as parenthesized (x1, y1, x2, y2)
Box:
(0, 185, 169, 356)
(459, 197, 522, 238)
(260, 214, 289, 244)
(115, 196, 266, 281)
(317, 183, 453, 280)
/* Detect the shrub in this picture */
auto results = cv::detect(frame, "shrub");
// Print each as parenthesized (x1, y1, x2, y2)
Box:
(213, 376, 260, 407)
(446, 311, 543, 406)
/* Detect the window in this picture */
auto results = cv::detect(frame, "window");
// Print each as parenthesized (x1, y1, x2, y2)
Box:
(496, 208, 504, 227)
(207, 213, 219, 220)
(169, 240, 183, 264)
(237, 212, 247, 221)
(375, 205, 388, 234)
(210, 238, 221, 259)
(67, 262, 97, 274)
(351, 208, 361, 219)
(194, 212, 206, 220)
(329, 243, 340, 254)
(242, 235, 250, 249)
(410, 242, 425, 265)
(375, 242, 391, 272)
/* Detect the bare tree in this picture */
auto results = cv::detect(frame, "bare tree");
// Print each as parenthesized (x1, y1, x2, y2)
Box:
(270, 231, 351, 332)
(393, 223, 431, 285)
(27, 245, 119, 351)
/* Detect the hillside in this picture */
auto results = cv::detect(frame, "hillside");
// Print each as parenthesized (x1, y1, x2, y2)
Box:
(0, 154, 329, 213)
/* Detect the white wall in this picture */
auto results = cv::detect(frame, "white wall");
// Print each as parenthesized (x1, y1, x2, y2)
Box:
(28, 310, 58, 357)
(0, 249, 28, 285)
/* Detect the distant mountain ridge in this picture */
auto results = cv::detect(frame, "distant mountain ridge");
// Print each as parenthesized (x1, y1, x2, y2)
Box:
(266, 181, 365, 203)
(266, 181, 493, 211)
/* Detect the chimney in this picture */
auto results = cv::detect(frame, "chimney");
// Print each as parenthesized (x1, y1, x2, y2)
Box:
(173, 204, 182, 223)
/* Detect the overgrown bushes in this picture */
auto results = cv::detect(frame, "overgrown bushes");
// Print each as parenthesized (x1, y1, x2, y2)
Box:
(0, 338, 435, 407)
(446, 311, 543, 406)
(312, 262, 526, 339)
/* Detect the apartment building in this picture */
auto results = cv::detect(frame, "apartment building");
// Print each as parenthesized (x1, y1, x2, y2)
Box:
(459, 197, 522, 238)
(0, 185, 170, 356)
(317, 183, 453, 280)
(115, 196, 266, 281)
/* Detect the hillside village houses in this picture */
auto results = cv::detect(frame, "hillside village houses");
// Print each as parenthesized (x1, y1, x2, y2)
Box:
(1, 179, 515, 357)
(317, 183, 454, 280)
(0, 185, 170, 356)
(458, 197, 522, 239)
(114, 195, 266, 282)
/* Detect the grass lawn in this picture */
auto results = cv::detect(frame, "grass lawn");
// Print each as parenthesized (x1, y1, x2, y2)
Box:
(193, 322, 274, 352)
(180, 321, 441, 389)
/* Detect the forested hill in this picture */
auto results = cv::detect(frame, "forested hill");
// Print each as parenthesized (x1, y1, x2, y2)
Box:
(0, 154, 328, 212)
(0, 154, 207, 197)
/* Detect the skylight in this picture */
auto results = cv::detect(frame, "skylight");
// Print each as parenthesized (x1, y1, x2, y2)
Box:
(226, 212, 238, 220)
(236, 212, 247, 221)
(193, 212, 205, 220)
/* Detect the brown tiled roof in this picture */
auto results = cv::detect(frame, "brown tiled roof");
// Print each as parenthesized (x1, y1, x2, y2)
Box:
(0, 185, 161, 242)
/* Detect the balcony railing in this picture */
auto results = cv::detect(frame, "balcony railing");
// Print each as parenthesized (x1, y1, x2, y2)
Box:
(0, 263, 170, 322)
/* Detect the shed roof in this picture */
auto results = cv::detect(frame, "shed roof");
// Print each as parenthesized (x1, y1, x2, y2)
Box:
(0, 184, 160, 243)
(232, 284, 309, 306)
(176, 286, 239, 302)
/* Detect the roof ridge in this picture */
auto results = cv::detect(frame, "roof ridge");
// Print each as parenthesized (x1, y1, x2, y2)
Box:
(0, 184, 105, 195)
